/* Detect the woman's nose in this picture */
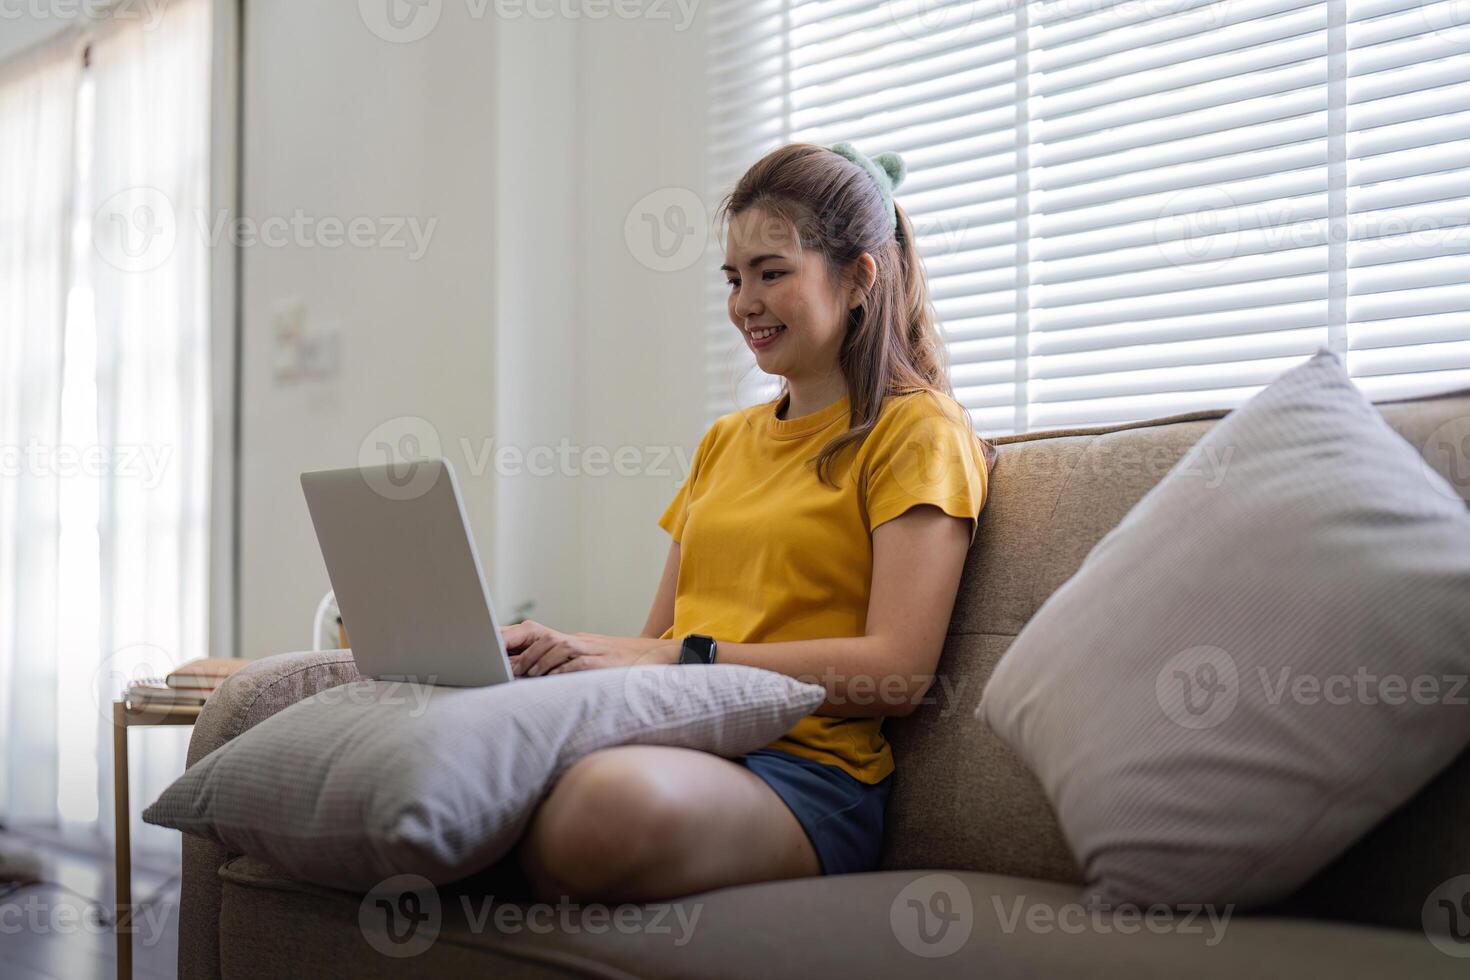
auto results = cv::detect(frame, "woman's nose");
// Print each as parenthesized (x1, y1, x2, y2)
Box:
(734, 287, 762, 319)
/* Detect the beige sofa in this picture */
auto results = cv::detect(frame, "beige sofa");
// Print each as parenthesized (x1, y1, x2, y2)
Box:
(176, 388, 1470, 978)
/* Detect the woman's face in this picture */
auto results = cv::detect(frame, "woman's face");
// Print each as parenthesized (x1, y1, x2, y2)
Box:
(721, 208, 859, 383)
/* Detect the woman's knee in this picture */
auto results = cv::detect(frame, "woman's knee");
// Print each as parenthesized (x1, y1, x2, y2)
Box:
(518, 749, 689, 900)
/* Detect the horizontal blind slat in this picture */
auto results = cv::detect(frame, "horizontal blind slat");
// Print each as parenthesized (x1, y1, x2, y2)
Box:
(1034, 302, 1329, 356)
(705, 0, 1470, 433)
(1039, 20, 1325, 115)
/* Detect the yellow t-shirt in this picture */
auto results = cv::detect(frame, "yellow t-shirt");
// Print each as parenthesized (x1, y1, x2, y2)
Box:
(656, 388, 989, 784)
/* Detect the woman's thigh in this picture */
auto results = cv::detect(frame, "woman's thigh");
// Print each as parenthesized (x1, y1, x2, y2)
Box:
(516, 744, 821, 903)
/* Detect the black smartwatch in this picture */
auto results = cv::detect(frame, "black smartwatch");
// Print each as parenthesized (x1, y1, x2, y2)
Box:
(678, 633, 717, 665)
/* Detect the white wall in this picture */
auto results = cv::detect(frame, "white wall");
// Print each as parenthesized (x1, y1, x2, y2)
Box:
(0, 14, 71, 63)
(236, 2, 708, 655)
(237, 1, 499, 657)
(491, 13, 582, 634)
(574, 14, 708, 635)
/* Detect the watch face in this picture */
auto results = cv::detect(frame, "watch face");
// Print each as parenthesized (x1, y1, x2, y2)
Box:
(682, 635, 714, 664)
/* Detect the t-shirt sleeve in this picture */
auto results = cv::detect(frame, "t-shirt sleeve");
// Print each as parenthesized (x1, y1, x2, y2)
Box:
(862, 392, 989, 546)
(657, 420, 719, 542)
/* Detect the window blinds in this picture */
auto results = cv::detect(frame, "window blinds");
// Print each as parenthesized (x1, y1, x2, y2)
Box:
(704, 0, 1470, 435)
(1345, 0, 1470, 401)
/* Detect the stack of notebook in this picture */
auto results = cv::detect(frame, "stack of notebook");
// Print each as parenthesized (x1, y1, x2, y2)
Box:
(125, 657, 251, 708)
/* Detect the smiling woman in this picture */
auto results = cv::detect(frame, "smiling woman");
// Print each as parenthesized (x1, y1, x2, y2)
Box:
(506, 142, 994, 905)
(715, 143, 994, 484)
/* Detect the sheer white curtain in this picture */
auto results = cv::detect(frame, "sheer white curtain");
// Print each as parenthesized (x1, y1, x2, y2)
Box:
(89, 0, 213, 857)
(0, 30, 84, 828)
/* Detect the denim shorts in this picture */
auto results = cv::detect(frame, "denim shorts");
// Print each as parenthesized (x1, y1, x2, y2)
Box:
(733, 747, 893, 876)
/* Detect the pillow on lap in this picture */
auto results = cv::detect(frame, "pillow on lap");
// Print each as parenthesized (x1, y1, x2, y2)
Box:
(976, 349, 1470, 909)
(145, 664, 824, 890)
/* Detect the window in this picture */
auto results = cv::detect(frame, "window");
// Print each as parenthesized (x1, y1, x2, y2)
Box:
(704, 0, 1470, 435)
(0, 0, 213, 855)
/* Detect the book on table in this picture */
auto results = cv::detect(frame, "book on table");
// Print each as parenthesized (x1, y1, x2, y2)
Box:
(166, 656, 252, 689)
(125, 681, 209, 707)
(125, 657, 253, 707)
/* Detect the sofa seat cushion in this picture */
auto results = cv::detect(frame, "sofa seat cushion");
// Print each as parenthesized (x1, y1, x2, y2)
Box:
(215, 855, 1458, 979)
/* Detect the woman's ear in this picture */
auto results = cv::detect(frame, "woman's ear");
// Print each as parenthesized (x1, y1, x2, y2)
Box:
(847, 252, 878, 310)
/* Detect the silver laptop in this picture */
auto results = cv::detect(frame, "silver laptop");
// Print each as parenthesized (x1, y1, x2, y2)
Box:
(300, 457, 514, 687)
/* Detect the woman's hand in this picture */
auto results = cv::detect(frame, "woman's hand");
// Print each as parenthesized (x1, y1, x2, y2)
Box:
(500, 620, 679, 677)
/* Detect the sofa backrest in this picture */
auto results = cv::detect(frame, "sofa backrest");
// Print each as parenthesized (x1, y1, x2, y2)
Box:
(881, 386, 1470, 930)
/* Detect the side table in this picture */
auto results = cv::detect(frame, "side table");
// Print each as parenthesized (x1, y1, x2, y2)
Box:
(112, 699, 202, 980)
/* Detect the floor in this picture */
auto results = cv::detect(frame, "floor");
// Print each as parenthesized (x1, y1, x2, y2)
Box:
(0, 828, 179, 980)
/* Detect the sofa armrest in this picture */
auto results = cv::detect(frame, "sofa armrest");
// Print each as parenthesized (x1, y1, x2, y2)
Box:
(186, 649, 361, 766)
(179, 649, 360, 980)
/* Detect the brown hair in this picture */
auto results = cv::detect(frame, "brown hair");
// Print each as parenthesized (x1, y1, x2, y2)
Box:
(715, 142, 998, 487)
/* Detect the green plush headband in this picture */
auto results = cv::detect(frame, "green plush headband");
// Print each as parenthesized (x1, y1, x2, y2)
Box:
(828, 141, 907, 231)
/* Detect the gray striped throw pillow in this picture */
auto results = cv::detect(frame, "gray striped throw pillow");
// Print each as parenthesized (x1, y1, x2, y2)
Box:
(976, 349, 1470, 909)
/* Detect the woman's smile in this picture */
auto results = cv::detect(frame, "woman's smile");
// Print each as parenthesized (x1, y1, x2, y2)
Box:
(747, 324, 787, 349)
